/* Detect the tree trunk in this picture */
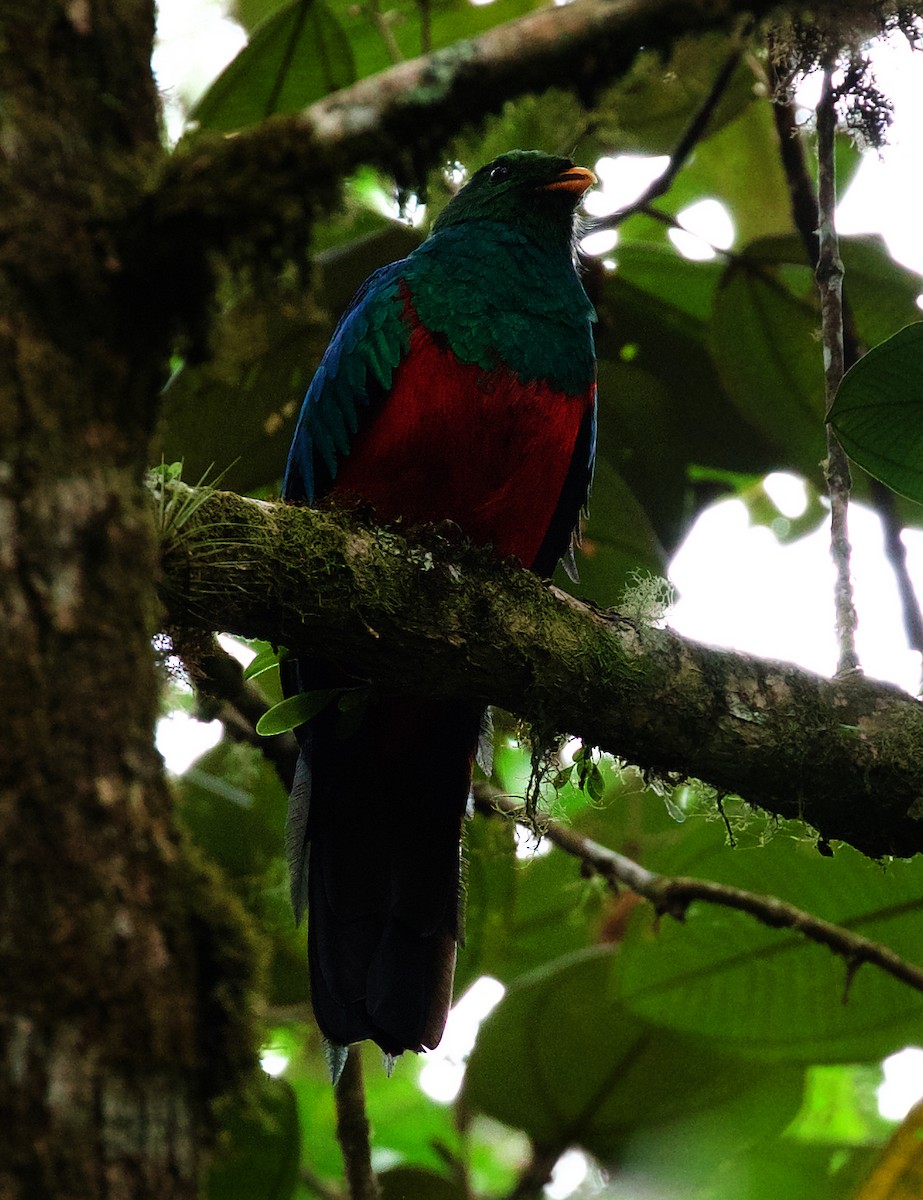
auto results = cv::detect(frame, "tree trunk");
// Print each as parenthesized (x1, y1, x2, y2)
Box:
(0, 4, 256, 1195)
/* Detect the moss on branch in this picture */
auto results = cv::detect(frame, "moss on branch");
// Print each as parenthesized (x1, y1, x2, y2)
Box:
(159, 484, 923, 860)
(150, 0, 802, 270)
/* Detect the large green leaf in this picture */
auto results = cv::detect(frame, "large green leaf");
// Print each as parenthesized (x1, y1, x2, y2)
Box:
(604, 34, 758, 155)
(610, 240, 723, 322)
(256, 689, 341, 736)
(710, 234, 923, 483)
(495, 785, 923, 1064)
(190, 0, 355, 134)
(680, 101, 793, 244)
(569, 454, 666, 607)
(336, 0, 548, 82)
(176, 740, 287, 879)
(829, 323, 923, 504)
(459, 804, 605, 991)
(737, 234, 923, 352)
(611, 812, 923, 1062)
(233, 0, 290, 31)
(462, 948, 804, 1164)
(710, 250, 825, 475)
(593, 268, 777, 551)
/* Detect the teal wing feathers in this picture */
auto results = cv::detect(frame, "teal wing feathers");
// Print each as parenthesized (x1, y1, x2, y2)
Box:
(283, 259, 410, 503)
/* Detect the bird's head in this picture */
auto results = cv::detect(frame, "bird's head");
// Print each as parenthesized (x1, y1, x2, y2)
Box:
(431, 150, 596, 245)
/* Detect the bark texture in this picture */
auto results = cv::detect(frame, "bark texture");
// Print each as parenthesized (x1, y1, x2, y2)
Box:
(0, 4, 257, 1197)
(160, 486, 923, 861)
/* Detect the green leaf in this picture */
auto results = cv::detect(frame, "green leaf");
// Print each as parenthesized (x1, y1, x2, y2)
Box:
(613, 812, 923, 1062)
(190, 0, 355, 134)
(828, 323, 923, 504)
(336, 0, 547, 82)
(697, 1137, 875, 1200)
(176, 740, 287, 879)
(610, 241, 723, 323)
(462, 948, 804, 1164)
(593, 270, 776, 553)
(662, 99, 795, 245)
(243, 645, 286, 681)
(256, 689, 340, 735)
(604, 34, 757, 155)
(233, 0, 290, 31)
(459, 810, 603, 990)
(710, 252, 825, 476)
(149, 459, 184, 483)
(839, 236, 923, 350)
(710, 234, 923, 486)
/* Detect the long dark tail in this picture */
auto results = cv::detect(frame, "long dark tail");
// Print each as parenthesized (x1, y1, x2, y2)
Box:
(283, 659, 480, 1057)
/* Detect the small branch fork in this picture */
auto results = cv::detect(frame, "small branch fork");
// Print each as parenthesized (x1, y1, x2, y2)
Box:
(473, 787, 923, 997)
(816, 63, 861, 677)
(591, 45, 744, 232)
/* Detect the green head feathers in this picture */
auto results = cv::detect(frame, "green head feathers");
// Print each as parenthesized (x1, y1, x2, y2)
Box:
(405, 150, 596, 393)
(432, 150, 596, 245)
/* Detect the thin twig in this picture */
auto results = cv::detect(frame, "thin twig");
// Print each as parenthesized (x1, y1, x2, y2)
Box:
(869, 479, 923, 685)
(367, 0, 403, 65)
(334, 1049, 381, 1200)
(417, 0, 432, 55)
(591, 46, 743, 231)
(188, 637, 299, 788)
(770, 78, 923, 687)
(473, 787, 923, 996)
(816, 64, 861, 676)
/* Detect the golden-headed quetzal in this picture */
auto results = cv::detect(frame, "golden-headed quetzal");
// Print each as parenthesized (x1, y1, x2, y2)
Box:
(281, 150, 597, 1067)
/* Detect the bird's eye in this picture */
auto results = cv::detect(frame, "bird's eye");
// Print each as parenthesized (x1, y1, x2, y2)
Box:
(489, 164, 511, 183)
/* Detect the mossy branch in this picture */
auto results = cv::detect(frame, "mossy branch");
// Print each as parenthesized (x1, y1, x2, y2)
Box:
(150, 0, 797, 265)
(159, 483, 923, 860)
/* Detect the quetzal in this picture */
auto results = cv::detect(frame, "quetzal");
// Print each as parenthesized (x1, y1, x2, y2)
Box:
(281, 150, 597, 1064)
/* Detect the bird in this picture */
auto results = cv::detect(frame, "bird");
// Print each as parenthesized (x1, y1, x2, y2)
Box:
(281, 150, 598, 1071)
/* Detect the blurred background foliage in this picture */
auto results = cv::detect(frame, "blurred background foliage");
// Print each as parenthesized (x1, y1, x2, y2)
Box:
(153, 1, 923, 1196)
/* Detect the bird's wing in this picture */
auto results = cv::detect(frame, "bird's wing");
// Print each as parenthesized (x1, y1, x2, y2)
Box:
(532, 386, 597, 579)
(282, 258, 411, 503)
